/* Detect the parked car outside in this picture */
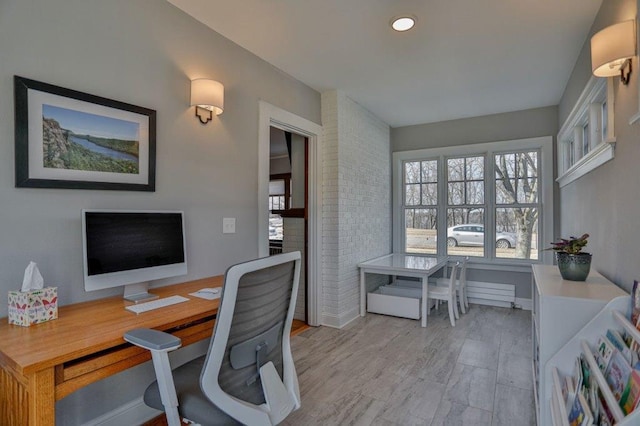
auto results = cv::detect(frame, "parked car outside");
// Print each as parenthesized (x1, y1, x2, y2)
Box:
(446, 224, 516, 249)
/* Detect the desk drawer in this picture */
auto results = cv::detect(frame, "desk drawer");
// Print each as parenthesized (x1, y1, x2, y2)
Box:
(367, 286, 421, 319)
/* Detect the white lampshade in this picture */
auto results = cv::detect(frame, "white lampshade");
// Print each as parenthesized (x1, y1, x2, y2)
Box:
(190, 79, 224, 115)
(591, 20, 636, 77)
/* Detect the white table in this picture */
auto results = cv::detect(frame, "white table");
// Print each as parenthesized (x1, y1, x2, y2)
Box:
(358, 254, 448, 327)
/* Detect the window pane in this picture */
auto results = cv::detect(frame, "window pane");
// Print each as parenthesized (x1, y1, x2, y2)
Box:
(583, 123, 590, 155)
(517, 178, 538, 203)
(448, 182, 464, 205)
(495, 208, 539, 260)
(421, 160, 438, 183)
(495, 151, 538, 205)
(405, 208, 437, 254)
(466, 181, 484, 204)
(447, 158, 464, 181)
(405, 184, 420, 206)
(496, 179, 516, 204)
(466, 156, 484, 180)
(602, 101, 608, 140)
(421, 183, 437, 205)
(405, 161, 421, 184)
(446, 208, 485, 257)
(518, 152, 538, 177)
(495, 153, 515, 178)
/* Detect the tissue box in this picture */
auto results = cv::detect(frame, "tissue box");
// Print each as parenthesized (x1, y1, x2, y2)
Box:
(8, 287, 58, 326)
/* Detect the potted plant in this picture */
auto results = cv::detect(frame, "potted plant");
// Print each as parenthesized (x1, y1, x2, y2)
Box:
(547, 233, 591, 281)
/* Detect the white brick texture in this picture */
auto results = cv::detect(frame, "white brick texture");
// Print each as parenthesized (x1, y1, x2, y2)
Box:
(321, 90, 391, 327)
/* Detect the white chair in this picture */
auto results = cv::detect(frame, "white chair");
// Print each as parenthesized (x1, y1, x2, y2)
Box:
(124, 251, 302, 426)
(432, 256, 469, 314)
(427, 262, 459, 327)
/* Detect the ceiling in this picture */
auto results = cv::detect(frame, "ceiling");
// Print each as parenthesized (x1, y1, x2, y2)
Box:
(168, 0, 603, 128)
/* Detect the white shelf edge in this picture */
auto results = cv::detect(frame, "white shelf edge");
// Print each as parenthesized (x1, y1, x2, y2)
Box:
(612, 310, 640, 344)
(580, 339, 626, 422)
(551, 367, 569, 426)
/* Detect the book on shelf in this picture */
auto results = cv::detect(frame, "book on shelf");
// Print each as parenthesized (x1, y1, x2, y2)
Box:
(605, 349, 633, 401)
(568, 390, 593, 426)
(620, 366, 640, 415)
(594, 335, 615, 373)
(597, 391, 615, 426)
(606, 329, 636, 365)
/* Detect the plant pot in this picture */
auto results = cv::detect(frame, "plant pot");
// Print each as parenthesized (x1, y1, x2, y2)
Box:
(556, 252, 592, 281)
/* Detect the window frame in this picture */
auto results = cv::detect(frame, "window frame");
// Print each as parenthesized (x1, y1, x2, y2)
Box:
(393, 136, 554, 267)
(557, 77, 615, 188)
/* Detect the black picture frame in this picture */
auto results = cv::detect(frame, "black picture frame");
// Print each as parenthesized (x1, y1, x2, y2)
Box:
(14, 76, 156, 191)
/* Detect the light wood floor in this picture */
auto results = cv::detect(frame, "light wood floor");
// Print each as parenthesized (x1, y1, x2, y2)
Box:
(284, 304, 534, 426)
(145, 305, 534, 426)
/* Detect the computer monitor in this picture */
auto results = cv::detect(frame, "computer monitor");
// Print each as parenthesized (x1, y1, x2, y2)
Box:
(82, 210, 187, 302)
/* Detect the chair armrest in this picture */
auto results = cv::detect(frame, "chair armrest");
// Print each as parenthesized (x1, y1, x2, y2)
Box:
(124, 328, 182, 352)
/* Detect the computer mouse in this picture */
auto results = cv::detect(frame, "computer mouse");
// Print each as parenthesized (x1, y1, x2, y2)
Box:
(199, 288, 220, 295)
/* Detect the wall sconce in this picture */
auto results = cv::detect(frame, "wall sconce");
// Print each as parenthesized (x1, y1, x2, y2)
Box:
(190, 79, 224, 124)
(591, 20, 636, 85)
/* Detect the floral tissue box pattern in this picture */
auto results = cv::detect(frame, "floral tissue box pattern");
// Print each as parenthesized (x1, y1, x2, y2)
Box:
(8, 287, 58, 326)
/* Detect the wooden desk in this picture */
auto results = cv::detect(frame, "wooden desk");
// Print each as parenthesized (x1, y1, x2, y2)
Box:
(0, 276, 223, 426)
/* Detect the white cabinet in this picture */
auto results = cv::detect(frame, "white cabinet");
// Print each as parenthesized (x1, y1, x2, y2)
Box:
(531, 265, 627, 426)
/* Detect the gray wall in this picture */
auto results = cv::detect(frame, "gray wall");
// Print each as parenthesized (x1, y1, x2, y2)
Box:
(392, 106, 559, 299)
(557, 0, 639, 291)
(0, 0, 320, 423)
(392, 106, 558, 152)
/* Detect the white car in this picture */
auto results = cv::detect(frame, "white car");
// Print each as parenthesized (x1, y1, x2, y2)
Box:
(447, 224, 516, 249)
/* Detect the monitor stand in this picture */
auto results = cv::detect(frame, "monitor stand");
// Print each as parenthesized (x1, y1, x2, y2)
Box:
(123, 282, 159, 304)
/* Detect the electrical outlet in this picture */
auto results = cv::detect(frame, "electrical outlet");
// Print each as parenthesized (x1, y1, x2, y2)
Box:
(223, 217, 236, 234)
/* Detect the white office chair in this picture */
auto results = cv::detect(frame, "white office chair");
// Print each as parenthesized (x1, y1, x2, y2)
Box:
(427, 262, 459, 327)
(432, 256, 469, 314)
(124, 251, 302, 426)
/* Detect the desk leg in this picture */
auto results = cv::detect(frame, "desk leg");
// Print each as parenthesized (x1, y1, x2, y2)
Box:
(1, 365, 54, 425)
(360, 269, 366, 317)
(421, 276, 428, 327)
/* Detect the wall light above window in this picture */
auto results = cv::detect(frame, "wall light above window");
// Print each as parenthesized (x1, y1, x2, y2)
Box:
(190, 79, 224, 124)
(591, 20, 636, 85)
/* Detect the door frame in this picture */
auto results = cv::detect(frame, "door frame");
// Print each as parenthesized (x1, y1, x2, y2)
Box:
(258, 101, 322, 326)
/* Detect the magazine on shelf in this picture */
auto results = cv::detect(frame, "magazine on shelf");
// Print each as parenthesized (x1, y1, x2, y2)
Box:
(568, 390, 593, 426)
(620, 366, 640, 415)
(606, 329, 635, 365)
(597, 391, 614, 426)
(605, 349, 633, 401)
(631, 280, 640, 326)
(595, 335, 615, 373)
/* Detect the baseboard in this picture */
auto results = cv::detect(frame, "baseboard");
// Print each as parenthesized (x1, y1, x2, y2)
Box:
(321, 305, 359, 329)
(515, 297, 532, 310)
(467, 297, 513, 308)
(82, 397, 160, 426)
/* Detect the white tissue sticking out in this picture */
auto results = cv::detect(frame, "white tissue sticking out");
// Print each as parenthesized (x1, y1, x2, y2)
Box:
(21, 261, 44, 292)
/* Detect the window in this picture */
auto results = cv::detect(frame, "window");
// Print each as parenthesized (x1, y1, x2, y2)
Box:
(494, 151, 539, 260)
(403, 160, 437, 254)
(393, 137, 553, 265)
(446, 156, 485, 257)
(557, 77, 614, 187)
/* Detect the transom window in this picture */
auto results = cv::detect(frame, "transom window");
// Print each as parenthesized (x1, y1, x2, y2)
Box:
(394, 137, 553, 264)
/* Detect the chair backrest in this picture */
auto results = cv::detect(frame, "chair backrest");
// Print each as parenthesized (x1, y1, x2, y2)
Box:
(200, 251, 302, 425)
(447, 262, 459, 293)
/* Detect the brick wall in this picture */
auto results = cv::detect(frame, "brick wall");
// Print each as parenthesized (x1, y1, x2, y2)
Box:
(321, 90, 391, 327)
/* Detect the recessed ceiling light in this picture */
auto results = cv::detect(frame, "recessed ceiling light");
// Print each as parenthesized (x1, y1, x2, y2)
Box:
(391, 16, 416, 32)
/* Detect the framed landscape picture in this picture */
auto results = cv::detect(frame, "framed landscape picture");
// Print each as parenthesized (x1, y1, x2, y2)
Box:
(14, 76, 156, 191)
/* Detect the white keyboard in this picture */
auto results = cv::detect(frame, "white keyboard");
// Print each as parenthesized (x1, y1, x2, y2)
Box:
(125, 295, 189, 314)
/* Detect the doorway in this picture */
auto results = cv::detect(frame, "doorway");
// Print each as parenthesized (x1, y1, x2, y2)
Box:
(269, 127, 308, 324)
(257, 101, 322, 326)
